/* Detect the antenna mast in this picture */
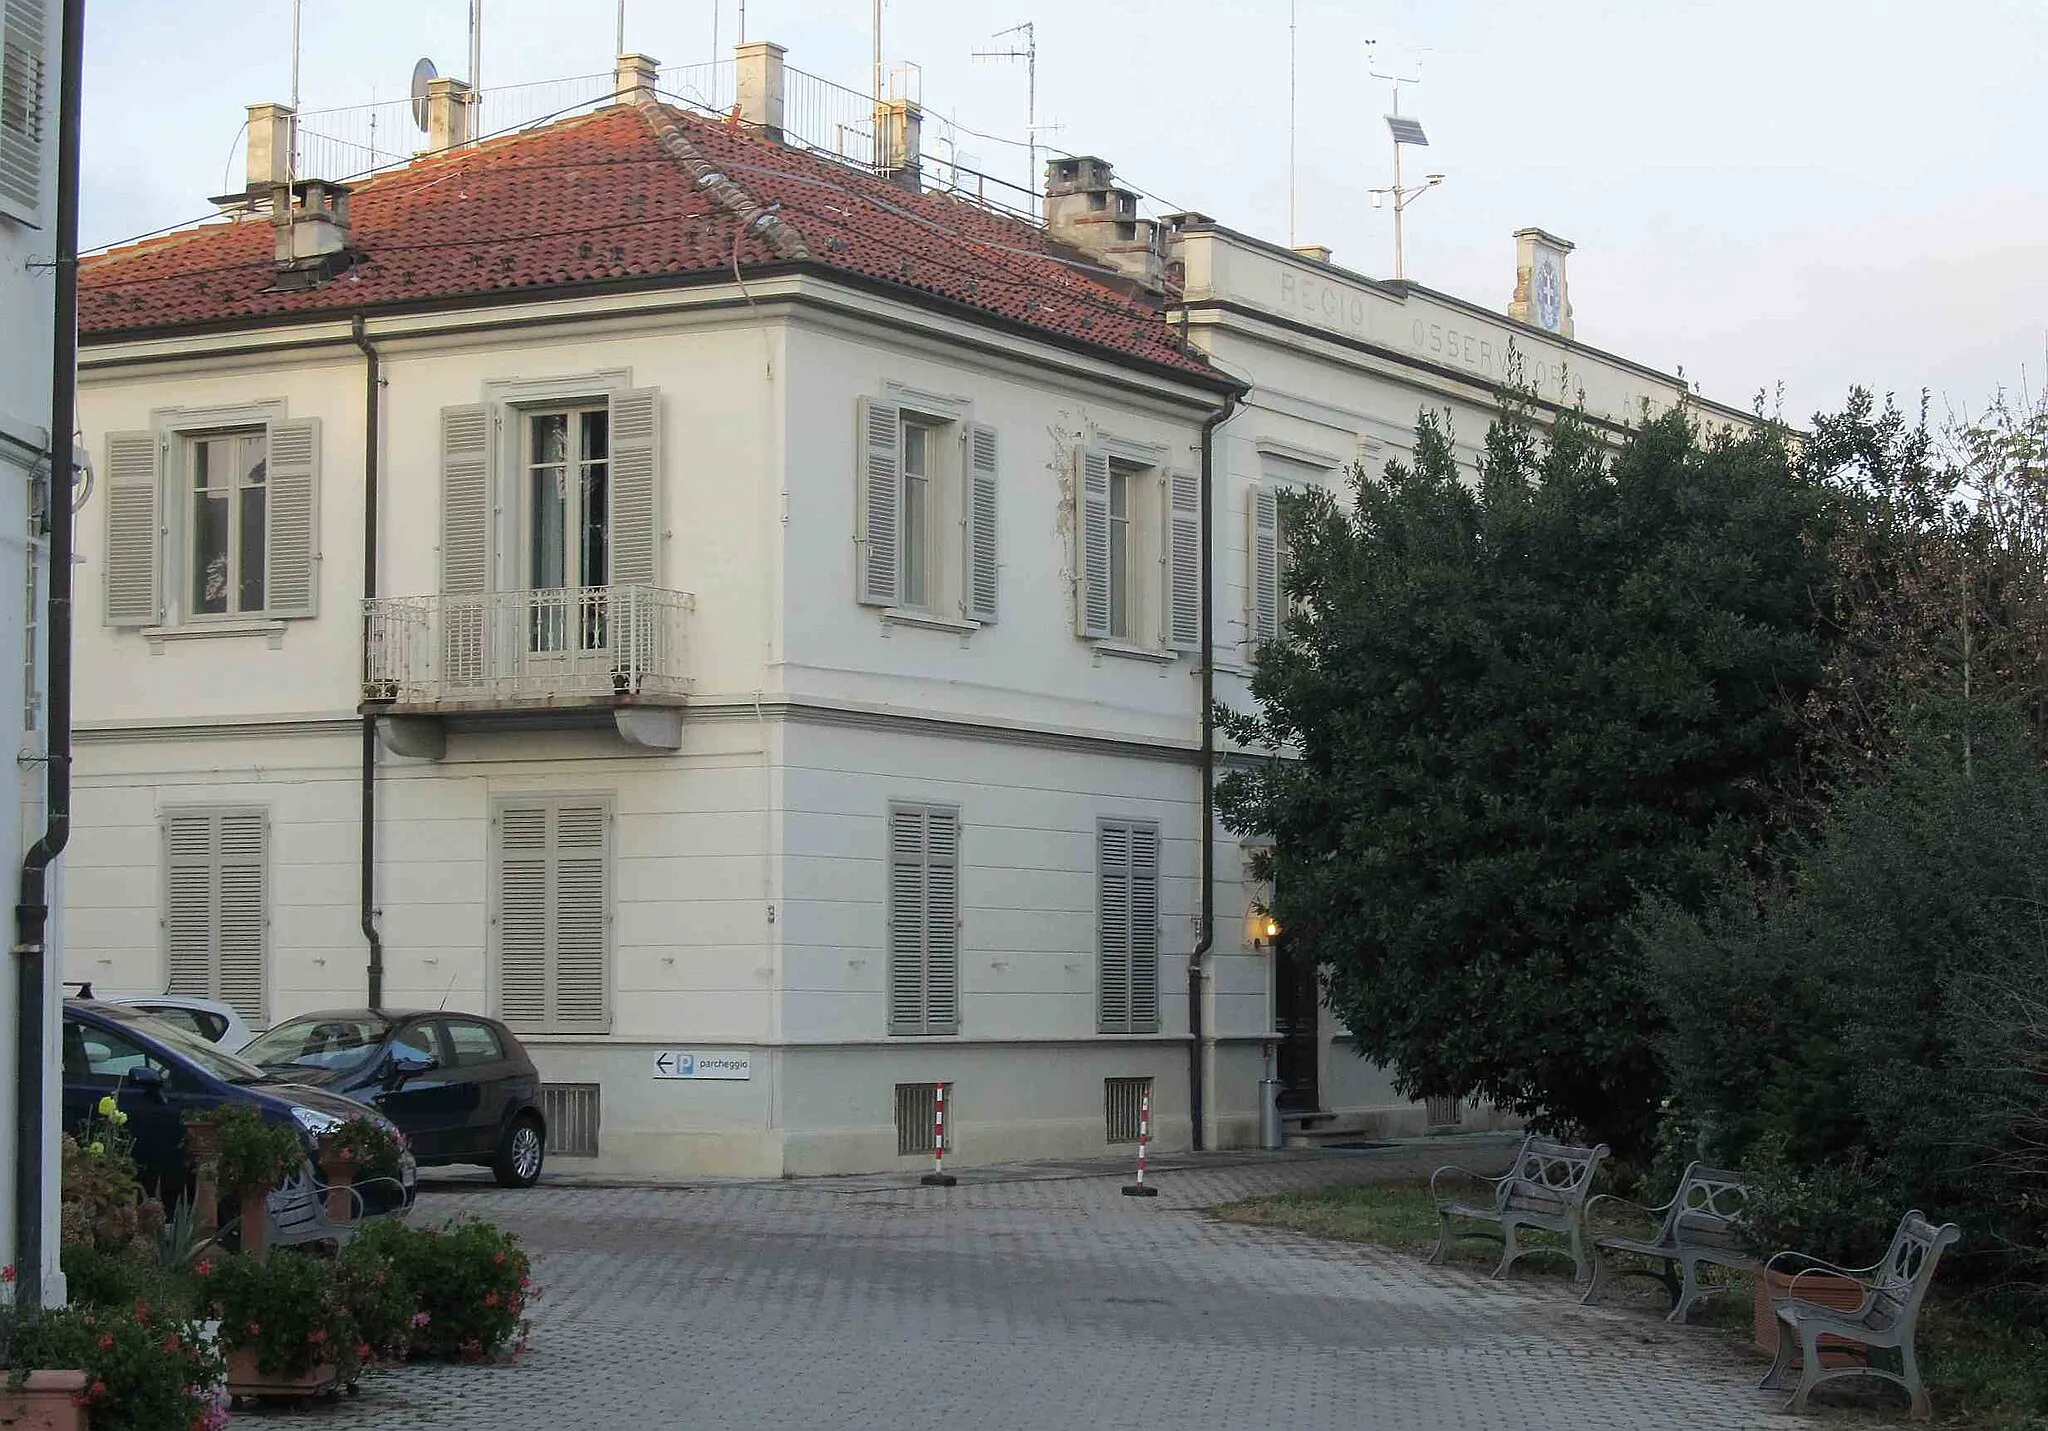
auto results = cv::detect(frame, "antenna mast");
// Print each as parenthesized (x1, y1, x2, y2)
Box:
(1365, 42, 1442, 282)
(469, 0, 483, 133)
(289, 0, 302, 183)
(1288, 0, 1296, 246)
(973, 23, 1038, 199)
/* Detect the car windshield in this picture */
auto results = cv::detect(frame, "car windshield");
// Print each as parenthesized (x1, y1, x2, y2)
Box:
(243, 1015, 390, 1074)
(94, 1004, 269, 1084)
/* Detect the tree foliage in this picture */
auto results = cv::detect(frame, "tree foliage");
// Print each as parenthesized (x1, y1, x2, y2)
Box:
(1215, 402, 1835, 1156)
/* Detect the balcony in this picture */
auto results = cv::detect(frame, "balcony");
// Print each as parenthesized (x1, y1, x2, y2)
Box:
(361, 585, 694, 753)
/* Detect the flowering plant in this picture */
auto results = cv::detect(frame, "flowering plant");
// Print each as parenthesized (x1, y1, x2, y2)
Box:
(2, 1299, 224, 1431)
(350, 1216, 532, 1361)
(332, 1230, 417, 1362)
(319, 1116, 405, 1180)
(201, 1251, 359, 1380)
(186, 1105, 304, 1199)
(59, 1094, 165, 1258)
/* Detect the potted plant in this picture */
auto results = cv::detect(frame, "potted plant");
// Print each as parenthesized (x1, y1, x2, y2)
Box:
(333, 1232, 417, 1368)
(316, 1118, 404, 1224)
(201, 1251, 358, 1399)
(1740, 1148, 1892, 1365)
(352, 1217, 534, 1362)
(60, 1098, 164, 1260)
(187, 1108, 304, 1263)
(3, 1293, 226, 1431)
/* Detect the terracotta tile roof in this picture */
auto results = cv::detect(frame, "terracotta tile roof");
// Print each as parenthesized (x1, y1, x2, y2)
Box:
(80, 102, 1222, 384)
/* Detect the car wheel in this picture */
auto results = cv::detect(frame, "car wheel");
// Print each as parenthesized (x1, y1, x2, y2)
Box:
(493, 1115, 544, 1188)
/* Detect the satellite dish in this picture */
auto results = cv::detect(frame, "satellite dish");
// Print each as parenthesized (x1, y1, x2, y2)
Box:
(409, 58, 438, 132)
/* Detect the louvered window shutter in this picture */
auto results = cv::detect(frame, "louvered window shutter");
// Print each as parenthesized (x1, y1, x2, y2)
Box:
(494, 800, 611, 1034)
(440, 404, 493, 686)
(887, 805, 960, 1036)
(607, 388, 661, 586)
(1127, 823, 1160, 1032)
(1098, 821, 1132, 1032)
(264, 418, 320, 618)
(103, 430, 161, 627)
(162, 809, 268, 1026)
(965, 424, 999, 623)
(1249, 486, 1280, 645)
(0, 0, 47, 223)
(1076, 450, 1112, 638)
(857, 398, 902, 606)
(1166, 468, 1201, 651)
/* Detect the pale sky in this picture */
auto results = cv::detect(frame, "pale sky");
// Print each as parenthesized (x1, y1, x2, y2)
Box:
(79, 0, 2047, 424)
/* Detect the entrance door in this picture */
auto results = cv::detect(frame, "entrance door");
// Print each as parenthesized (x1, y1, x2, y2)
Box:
(1272, 936, 1321, 1112)
(522, 407, 610, 659)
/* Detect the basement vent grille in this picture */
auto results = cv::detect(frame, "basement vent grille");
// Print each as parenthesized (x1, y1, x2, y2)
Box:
(894, 1082, 943, 1157)
(1424, 1095, 1463, 1129)
(541, 1083, 601, 1158)
(1105, 1077, 1151, 1145)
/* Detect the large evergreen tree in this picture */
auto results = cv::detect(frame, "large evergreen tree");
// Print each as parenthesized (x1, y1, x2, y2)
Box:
(1216, 403, 1834, 1156)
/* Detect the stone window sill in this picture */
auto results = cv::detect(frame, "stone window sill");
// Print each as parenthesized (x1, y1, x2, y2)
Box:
(143, 618, 288, 652)
(1090, 639, 1178, 667)
(880, 607, 980, 636)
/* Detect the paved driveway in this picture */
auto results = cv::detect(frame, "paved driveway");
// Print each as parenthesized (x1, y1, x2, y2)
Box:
(240, 1139, 1819, 1430)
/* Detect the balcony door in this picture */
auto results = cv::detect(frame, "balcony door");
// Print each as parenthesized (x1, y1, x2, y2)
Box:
(522, 408, 610, 656)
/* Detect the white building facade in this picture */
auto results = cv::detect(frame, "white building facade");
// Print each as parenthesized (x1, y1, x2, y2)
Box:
(1, 0, 67, 1302)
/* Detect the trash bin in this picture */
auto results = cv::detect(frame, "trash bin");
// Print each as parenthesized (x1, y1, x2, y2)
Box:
(1259, 1077, 1286, 1150)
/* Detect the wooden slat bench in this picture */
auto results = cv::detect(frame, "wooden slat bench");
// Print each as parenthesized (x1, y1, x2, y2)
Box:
(1581, 1161, 1757, 1323)
(1761, 1210, 1961, 1419)
(1429, 1133, 1609, 1282)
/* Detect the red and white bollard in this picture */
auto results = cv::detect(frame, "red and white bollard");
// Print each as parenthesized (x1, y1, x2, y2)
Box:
(920, 1083, 957, 1187)
(1121, 1085, 1159, 1197)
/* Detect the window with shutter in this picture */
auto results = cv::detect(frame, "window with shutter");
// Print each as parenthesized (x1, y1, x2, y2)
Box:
(161, 807, 268, 1025)
(440, 403, 493, 685)
(886, 803, 961, 1036)
(1249, 486, 1280, 645)
(492, 797, 611, 1034)
(265, 418, 320, 617)
(1166, 469, 1200, 650)
(0, 0, 47, 224)
(857, 398, 903, 606)
(606, 387, 661, 587)
(965, 424, 999, 623)
(1097, 818, 1160, 1034)
(103, 431, 161, 628)
(1076, 450, 1112, 638)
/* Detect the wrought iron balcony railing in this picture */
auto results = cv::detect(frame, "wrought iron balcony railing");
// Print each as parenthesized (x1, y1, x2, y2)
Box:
(362, 585, 693, 711)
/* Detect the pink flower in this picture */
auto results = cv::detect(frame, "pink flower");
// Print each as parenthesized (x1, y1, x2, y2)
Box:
(354, 1342, 371, 1362)
(246, 1321, 261, 1337)
(96, 1334, 114, 1351)
(194, 1258, 213, 1278)
(1, 1266, 14, 1283)
(492, 1251, 506, 1265)
(162, 1333, 182, 1353)
(484, 1291, 500, 1307)
(88, 1380, 107, 1399)
(410, 1311, 431, 1328)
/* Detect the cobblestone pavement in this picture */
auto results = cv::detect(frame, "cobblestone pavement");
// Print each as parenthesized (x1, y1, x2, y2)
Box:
(238, 1137, 1837, 1431)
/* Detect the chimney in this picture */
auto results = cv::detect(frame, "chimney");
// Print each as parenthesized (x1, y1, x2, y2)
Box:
(1507, 227, 1574, 338)
(1044, 156, 1165, 293)
(735, 41, 786, 138)
(877, 99, 921, 190)
(426, 76, 475, 153)
(270, 178, 354, 287)
(615, 52, 660, 106)
(1292, 244, 1333, 265)
(246, 103, 297, 190)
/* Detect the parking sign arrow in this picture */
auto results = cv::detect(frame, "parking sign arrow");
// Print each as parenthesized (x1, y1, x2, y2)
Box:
(655, 1052, 675, 1076)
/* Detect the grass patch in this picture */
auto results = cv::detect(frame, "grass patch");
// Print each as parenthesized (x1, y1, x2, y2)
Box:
(1214, 1180, 2048, 1429)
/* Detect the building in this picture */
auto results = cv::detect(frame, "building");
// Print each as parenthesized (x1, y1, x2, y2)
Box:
(1, 0, 68, 1303)
(67, 49, 1247, 1177)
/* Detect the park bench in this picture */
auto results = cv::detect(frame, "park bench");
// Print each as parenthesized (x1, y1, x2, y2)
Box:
(1760, 1209, 1961, 1419)
(1580, 1161, 1757, 1323)
(1429, 1133, 1609, 1282)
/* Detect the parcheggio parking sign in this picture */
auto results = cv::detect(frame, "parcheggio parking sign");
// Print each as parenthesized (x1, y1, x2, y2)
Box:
(652, 1050, 752, 1081)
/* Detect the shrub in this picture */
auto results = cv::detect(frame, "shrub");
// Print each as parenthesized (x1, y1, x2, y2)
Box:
(59, 1244, 202, 1322)
(2, 1301, 225, 1431)
(60, 1096, 166, 1258)
(200, 1251, 358, 1380)
(353, 1217, 532, 1361)
(320, 1117, 405, 1181)
(333, 1230, 417, 1363)
(190, 1106, 304, 1198)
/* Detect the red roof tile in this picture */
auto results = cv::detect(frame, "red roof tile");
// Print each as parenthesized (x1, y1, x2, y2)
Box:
(80, 103, 1221, 383)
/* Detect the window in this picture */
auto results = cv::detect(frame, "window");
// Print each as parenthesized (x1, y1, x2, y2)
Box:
(62, 1023, 172, 1085)
(1076, 449, 1198, 651)
(522, 407, 610, 652)
(1251, 455, 1328, 648)
(856, 397, 999, 624)
(389, 1024, 439, 1068)
(0, 0, 47, 222)
(102, 417, 321, 629)
(135, 1005, 228, 1045)
(443, 1020, 506, 1067)
(1097, 819, 1160, 1034)
(161, 807, 268, 1026)
(886, 803, 960, 1036)
(492, 798, 611, 1034)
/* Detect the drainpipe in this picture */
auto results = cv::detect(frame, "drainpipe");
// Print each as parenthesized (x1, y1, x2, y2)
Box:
(1186, 389, 1238, 1153)
(14, 0, 86, 1314)
(351, 316, 383, 1008)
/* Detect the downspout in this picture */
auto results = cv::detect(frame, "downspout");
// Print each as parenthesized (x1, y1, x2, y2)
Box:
(351, 316, 383, 1007)
(1186, 388, 1238, 1153)
(14, 0, 85, 1314)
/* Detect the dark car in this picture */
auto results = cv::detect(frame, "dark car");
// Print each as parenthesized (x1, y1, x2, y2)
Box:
(240, 1010, 547, 1188)
(61, 1000, 417, 1210)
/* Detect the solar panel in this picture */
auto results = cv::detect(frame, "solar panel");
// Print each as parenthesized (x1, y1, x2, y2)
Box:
(1384, 115, 1429, 146)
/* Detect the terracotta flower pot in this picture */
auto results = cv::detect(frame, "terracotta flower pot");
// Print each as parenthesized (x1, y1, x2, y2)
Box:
(0, 1371, 90, 1431)
(1753, 1267, 1867, 1368)
(317, 1147, 359, 1224)
(225, 1347, 338, 1398)
(238, 1188, 269, 1263)
(186, 1119, 222, 1238)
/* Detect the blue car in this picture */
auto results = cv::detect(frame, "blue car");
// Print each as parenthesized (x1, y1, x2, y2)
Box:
(61, 999, 417, 1212)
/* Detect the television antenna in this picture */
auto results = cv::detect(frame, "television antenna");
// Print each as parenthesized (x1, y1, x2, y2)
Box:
(1364, 41, 1444, 281)
(974, 23, 1043, 200)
